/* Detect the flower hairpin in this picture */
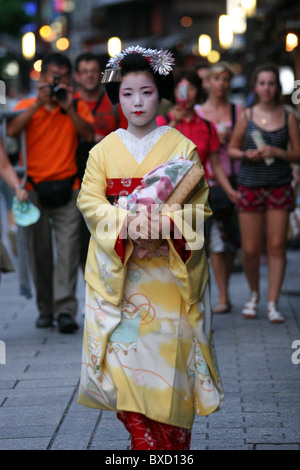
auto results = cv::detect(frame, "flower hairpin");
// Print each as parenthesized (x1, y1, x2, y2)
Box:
(101, 45, 175, 83)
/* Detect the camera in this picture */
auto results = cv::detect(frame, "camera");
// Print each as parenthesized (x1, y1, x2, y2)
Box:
(49, 74, 67, 101)
(177, 82, 188, 108)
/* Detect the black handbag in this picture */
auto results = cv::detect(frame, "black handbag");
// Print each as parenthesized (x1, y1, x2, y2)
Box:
(28, 176, 75, 208)
(209, 175, 236, 215)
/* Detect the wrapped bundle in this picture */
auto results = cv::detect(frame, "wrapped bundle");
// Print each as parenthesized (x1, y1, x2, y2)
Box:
(126, 159, 204, 252)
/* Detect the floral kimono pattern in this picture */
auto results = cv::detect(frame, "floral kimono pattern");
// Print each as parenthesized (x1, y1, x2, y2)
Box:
(77, 127, 224, 430)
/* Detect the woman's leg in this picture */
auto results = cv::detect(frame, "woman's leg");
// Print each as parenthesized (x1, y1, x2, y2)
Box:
(239, 211, 265, 293)
(265, 209, 289, 303)
(210, 251, 235, 309)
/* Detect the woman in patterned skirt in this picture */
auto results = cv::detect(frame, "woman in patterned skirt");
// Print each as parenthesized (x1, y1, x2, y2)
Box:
(228, 63, 300, 323)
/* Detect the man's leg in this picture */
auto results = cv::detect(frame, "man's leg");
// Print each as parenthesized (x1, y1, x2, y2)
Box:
(51, 191, 81, 331)
(26, 190, 54, 327)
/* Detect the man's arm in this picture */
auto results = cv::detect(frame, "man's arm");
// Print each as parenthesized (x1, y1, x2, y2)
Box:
(57, 85, 94, 142)
(7, 82, 50, 137)
(6, 101, 38, 137)
(66, 104, 94, 142)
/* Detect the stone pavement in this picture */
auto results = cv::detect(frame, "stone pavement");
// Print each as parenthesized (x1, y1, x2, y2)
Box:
(0, 240, 300, 451)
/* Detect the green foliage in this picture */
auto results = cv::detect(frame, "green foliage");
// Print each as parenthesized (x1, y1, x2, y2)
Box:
(0, 0, 33, 37)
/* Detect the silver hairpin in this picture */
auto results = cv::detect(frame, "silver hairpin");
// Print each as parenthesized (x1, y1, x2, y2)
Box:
(101, 45, 174, 83)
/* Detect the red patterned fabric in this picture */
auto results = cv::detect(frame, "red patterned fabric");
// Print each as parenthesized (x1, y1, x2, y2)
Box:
(236, 184, 294, 212)
(109, 178, 191, 264)
(106, 178, 143, 200)
(117, 411, 191, 450)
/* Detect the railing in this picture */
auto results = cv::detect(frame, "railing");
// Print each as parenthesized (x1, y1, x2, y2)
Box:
(0, 110, 27, 187)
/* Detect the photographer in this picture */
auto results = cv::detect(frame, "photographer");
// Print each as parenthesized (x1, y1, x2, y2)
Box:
(7, 52, 94, 334)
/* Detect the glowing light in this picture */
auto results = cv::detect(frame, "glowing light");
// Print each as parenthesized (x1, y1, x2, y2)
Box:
(279, 66, 295, 95)
(286, 33, 298, 52)
(39, 25, 56, 42)
(198, 35, 212, 57)
(108, 37, 122, 57)
(207, 50, 221, 64)
(241, 0, 256, 17)
(219, 15, 233, 49)
(22, 32, 36, 60)
(33, 59, 42, 72)
(3, 61, 19, 78)
(56, 37, 70, 51)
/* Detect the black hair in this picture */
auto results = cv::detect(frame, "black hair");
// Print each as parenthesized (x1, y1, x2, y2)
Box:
(41, 52, 72, 75)
(171, 69, 204, 104)
(75, 52, 101, 72)
(105, 52, 174, 105)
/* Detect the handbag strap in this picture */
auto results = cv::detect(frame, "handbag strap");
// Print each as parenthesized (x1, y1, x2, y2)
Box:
(230, 103, 237, 176)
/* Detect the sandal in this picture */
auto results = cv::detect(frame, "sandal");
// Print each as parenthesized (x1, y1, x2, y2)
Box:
(213, 302, 231, 313)
(267, 301, 285, 323)
(242, 291, 259, 319)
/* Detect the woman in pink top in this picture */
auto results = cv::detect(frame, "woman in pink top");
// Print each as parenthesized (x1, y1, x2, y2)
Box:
(195, 62, 243, 314)
(156, 69, 240, 207)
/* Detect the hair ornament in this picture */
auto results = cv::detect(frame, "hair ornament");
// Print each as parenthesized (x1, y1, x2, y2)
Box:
(101, 45, 174, 83)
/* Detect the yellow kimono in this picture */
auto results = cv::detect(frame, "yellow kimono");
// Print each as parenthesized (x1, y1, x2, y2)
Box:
(77, 127, 224, 429)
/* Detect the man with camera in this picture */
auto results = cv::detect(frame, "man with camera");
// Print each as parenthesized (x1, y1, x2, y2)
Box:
(7, 52, 94, 334)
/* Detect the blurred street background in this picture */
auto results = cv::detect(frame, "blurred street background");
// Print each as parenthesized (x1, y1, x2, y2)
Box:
(0, 0, 299, 110)
(0, 0, 300, 453)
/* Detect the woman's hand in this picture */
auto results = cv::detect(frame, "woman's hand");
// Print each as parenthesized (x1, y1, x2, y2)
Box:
(244, 149, 262, 162)
(218, 127, 231, 145)
(171, 105, 186, 125)
(258, 145, 275, 160)
(127, 211, 170, 242)
(226, 187, 242, 203)
(15, 186, 29, 202)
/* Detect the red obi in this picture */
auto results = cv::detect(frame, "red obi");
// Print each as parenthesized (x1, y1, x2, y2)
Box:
(106, 178, 142, 204)
(107, 178, 190, 264)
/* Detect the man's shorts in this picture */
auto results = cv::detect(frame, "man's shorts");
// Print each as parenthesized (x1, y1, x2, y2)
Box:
(236, 184, 294, 212)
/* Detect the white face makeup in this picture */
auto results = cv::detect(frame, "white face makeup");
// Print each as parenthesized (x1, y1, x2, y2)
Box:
(119, 71, 160, 138)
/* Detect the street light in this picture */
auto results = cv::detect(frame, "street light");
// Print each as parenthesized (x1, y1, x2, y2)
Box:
(22, 32, 36, 60)
(219, 15, 233, 49)
(108, 37, 122, 57)
(286, 33, 298, 52)
(198, 35, 211, 57)
(241, 0, 256, 17)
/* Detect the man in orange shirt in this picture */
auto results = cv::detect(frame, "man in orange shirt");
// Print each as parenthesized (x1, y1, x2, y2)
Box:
(7, 52, 94, 333)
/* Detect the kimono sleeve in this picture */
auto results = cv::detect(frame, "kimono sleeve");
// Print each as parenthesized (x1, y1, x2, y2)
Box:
(77, 143, 133, 305)
(166, 149, 212, 307)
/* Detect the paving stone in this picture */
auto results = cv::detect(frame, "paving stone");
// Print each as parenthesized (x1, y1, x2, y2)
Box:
(0, 219, 299, 450)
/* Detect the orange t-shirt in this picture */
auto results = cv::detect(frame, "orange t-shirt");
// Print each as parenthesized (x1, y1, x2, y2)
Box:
(14, 98, 94, 186)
